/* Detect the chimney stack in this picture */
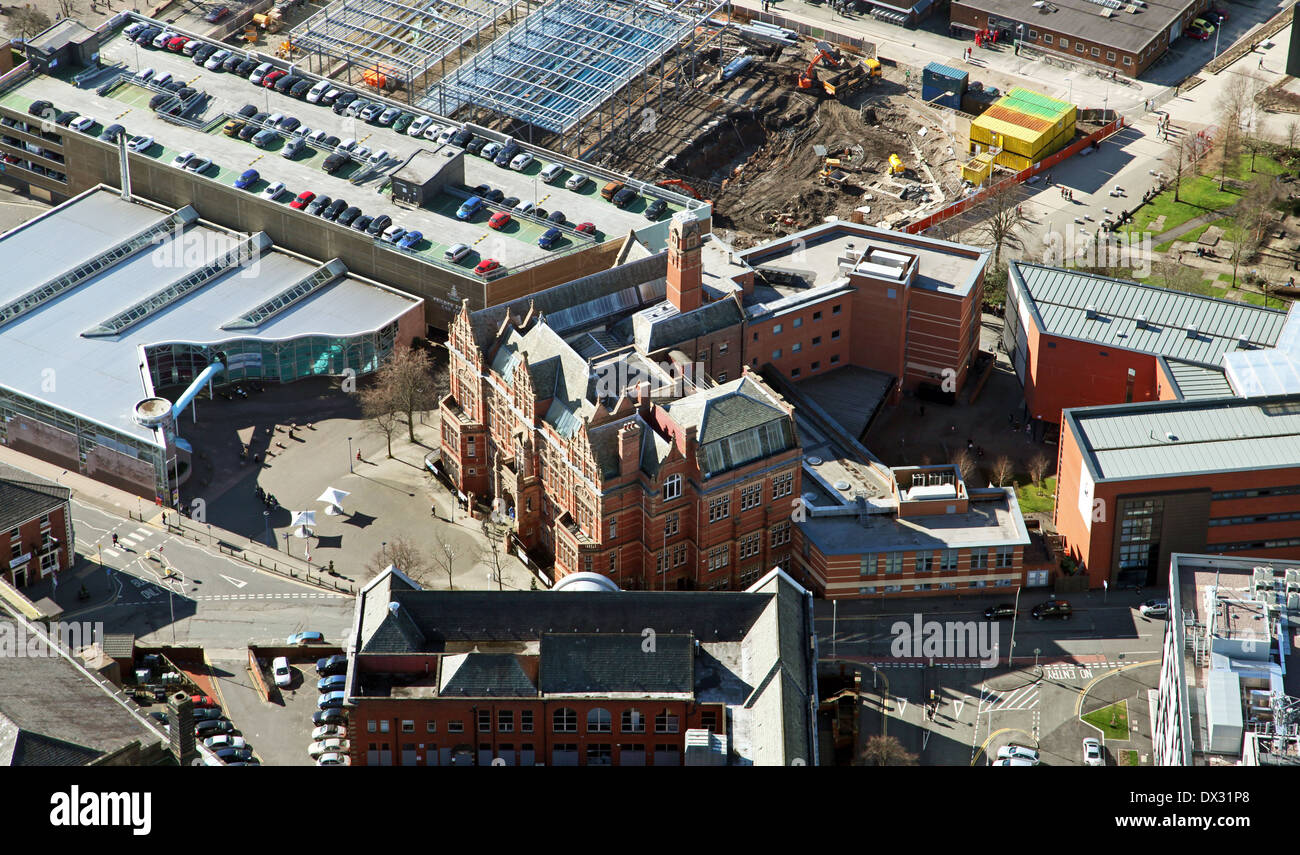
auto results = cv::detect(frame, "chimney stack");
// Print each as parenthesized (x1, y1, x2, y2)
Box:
(617, 421, 643, 477)
(667, 211, 703, 313)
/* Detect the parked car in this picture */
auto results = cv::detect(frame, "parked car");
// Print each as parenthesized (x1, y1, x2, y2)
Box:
(223, 120, 245, 137)
(465, 135, 488, 155)
(236, 59, 258, 77)
(484, 188, 505, 203)
(611, 186, 637, 208)
(191, 694, 219, 708)
(992, 757, 1035, 767)
(204, 734, 246, 750)
(69, 115, 96, 133)
(204, 5, 231, 23)
(380, 225, 406, 244)
(434, 126, 454, 144)
(1192, 17, 1215, 34)
(983, 603, 1016, 621)
(313, 708, 346, 726)
(600, 180, 625, 200)
(153, 71, 174, 87)
(1082, 737, 1104, 766)
(290, 79, 314, 99)
(318, 673, 348, 692)
(274, 74, 299, 94)
(134, 67, 156, 83)
(1204, 8, 1228, 24)
(1031, 599, 1073, 620)
(185, 156, 213, 175)
(501, 196, 520, 210)
(321, 198, 348, 221)
(307, 195, 333, 216)
(271, 656, 293, 688)
(538, 227, 561, 249)
(262, 70, 288, 89)
(474, 258, 502, 276)
(322, 152, 350, 174)
(252, 129, 279, 149)
(166, 36, 187, 52)
(123, 22, 147, 40)
(645, 198, 668, 219)
(193, 44, 219, 65)
(509, 151, 534, 171)
(408, 115, 434, 137)
(336, 206, 362, 227)
(289, 190, 316, 209)
(316, 752, 350, 766)
(195, 718, 233, 737)
(54, 110, 79, 127)
(344, 98, 370, 118)
(359, 102, 385, 122)
(281, 138, 305, 159)
(149, 92, 172, 110)
(397, 229, 423, 249)
(546, 210, 566, 225)
(1139, 599, 1169, 618)
(277, 115, 301, 132)
(450, 127, 474, 147)
(192, 706, 224, 720)
(171, 150, 195, 168)
(456, 196, 483, 221)
(237, 103, 259, 118)
(249, 62, 275, 85)
(377, 107, 400, 125)
(332, 91, 358, 114)
(479, 141, 502, 161)
(318, 690, 346, 709)
(444, 243, 471, 263)
(238, 119, 265, 141)
(351, 214, 373, 234)
(1186, 24, 1211, 40)
(261, 181, 286, 201)
(151, 30, 173, 48)
(368, 148, 388, 165)
(540, 162, 564, 184)
(488, 210, 511, 230)
(127, 134, 153, 153)
(393, 112, 416, 133)
(494, 140, 520, 167)
(514, 200, 536, 217)
(216, 746, 253, 762)
(205, 49, 232, 70)
(309, 737, 350, 757)
(352, 145, 371, 162)
(574, 221, 596, 236)
(312, 724, 347, 740)
(222, 53, 243, 73)
(366, 214, 392, 236)
(996, 744, 1040, 764)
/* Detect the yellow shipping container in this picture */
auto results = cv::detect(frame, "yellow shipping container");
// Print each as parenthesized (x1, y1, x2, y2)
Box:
(961, 153, 994, 184)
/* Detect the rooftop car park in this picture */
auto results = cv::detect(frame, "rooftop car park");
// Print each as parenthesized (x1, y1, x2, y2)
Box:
(0, 15, 700, 277)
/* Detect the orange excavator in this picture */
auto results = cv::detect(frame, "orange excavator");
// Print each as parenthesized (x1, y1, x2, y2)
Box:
(655, 178, 703, 199)
(798, 41, 842, 90)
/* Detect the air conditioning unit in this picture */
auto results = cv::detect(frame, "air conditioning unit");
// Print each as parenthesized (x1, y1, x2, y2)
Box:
(1187, 325, 1199, 339)
(1086, 304, 1100, 319)
(1135, 315, 1148, 329)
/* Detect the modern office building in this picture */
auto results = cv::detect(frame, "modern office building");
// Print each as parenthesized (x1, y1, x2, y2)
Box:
(340, 564, 817, 766)
(1154, 552, 1300, 766)
(0, 186, 424, 503)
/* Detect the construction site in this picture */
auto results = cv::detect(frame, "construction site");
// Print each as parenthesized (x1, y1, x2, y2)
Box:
(220, 0, 1092, 246)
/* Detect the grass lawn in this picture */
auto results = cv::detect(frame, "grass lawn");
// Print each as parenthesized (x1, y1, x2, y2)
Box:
(1016, 477, 1056, 514)
(1083, 700, 1130, 741)
(1118, 749, 1141, 767)
(1125, 153, 1282, 238)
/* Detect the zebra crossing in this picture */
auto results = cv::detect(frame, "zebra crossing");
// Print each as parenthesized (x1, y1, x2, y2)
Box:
(99, 526, 158, 559)
(982, 683, 1040, 712)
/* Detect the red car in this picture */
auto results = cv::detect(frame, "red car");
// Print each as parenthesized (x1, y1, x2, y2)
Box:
(574, 221, 596, 236)
(166, 36, 188, 52)
(289, 190, 316, 210)
(488, 210, 511, 230)
(474, 258, 501, 276)
(191, 694, 218, 708)
(1186, 24, 1210, 40)
(262, 70, 287, 88)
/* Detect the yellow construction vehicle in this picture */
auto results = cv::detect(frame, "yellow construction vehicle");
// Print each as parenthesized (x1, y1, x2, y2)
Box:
(252, 10, 283, 33)
(821, 56, 881, 99)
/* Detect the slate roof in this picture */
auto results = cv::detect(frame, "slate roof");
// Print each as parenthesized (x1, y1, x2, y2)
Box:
(631, 296, 744, 353)
(539, 633, 694, 694)
(665, 376, 788, 444)
(0, 725, 103, 766)
(0, 464, 68, 531)
(439, 653, 538, 697)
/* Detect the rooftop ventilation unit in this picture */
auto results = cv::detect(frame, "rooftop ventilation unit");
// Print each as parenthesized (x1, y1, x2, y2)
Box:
(1238, 336, 1254, 350)
(1187, 325, 1199, 339)
(1086, 305, 1100, 319)
(1135, 315, 1148, 329)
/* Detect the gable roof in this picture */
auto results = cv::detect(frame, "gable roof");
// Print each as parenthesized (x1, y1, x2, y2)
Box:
(631, 296, 743, 353)
(0, 465, 69, 531)
(439, 653, 538, 697)
(539, 633, 694, 694)
(666, 376, 788, 444)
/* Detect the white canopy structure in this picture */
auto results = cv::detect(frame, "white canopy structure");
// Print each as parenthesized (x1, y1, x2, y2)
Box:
(318, 487, 351, 516)
(291, 509, 317, 539)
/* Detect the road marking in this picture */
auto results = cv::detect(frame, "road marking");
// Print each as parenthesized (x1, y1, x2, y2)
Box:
(102, 547, 122, 558)
(219, 574, 248, 589)
(1074, 658, 1161, 717)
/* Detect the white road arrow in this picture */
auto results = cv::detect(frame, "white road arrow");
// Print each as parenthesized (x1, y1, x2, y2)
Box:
(894, 697, 908, 716)
(219, 574, 248, 589)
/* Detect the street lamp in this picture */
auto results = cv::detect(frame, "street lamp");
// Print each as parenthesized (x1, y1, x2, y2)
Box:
(282, 532, 290, 554)
(262, 510, 270, 545)
(1034, 647, 1042, 669)
(348, 436, 353, 473)
(1008, 585, 1022, 667)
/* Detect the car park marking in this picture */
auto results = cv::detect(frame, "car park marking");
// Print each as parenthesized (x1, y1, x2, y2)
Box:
(249, 154, 264, 164)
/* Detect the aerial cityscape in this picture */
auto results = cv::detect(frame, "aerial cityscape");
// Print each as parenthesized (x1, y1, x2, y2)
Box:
(0, 0, 1297, 800)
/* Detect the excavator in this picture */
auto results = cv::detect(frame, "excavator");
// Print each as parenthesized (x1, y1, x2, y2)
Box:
(655, 178, 703, 199)
(797, 40, 881, 99)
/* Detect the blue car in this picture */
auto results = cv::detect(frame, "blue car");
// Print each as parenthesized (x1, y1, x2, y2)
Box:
(538, 227, 561, 249)
(397, 229, 422, 249)
(234, 168, 259, 190)
(317, 690, 346, 710)
(317, 673, 347, 692)
(455, 196, 482, 220)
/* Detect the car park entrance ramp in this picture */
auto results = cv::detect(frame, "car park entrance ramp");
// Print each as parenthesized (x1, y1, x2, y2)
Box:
(422, 0, 725, 134)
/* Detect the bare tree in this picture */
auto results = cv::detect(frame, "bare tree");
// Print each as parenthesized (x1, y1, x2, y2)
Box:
(431, 541, 461, 590)
(11, 8, 52, 39)
(1162, 137, 1195, 204)
(991, 455, 1014, 487)
(360, 382, 401, 458)
(365, 536, 431, 581)
(1286, 119, 1300, 160)
(968, 181, 1031, 268)
(1155, 257, 1208, 296)
(1215, 73, 1250, 190)
(55, 0, 81, 19)
(1028, 452, 1050, 487)
(373, 345, 443, 443)
(480, 519, 508, 591)
(953, 448, 976, 481)
(859, 735, 918, 766)
(1225, 176, 1274, 288)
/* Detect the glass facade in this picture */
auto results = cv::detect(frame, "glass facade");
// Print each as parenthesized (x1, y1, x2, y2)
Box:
(1118, 497, 1163, 585)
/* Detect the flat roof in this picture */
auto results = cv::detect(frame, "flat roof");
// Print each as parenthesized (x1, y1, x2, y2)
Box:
(1011, 262, 1288, 364)
(0, 19, 689, 271)
(742, 222, 988, 298)
(1066, 394, 1300, 482)
(0, 187, 419, 445)
(953, 0, 1191, 54)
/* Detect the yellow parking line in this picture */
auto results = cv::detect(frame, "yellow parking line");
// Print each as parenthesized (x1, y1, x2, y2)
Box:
(115, 109, 131, 119)
(473, 234, 489, 245)
(249, 154, 264, 165)
(1074, 658, 1160, 717)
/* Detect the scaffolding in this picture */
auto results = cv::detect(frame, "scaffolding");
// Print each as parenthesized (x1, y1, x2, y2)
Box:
(421, 0, 725, 139)
(289, 0, 528, 102)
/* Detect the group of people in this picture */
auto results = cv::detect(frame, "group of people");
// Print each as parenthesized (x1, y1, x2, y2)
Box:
(1059, 186, 1075, 201)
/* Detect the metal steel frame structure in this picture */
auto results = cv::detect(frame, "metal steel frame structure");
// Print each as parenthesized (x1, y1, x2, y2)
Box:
(421, 0, 725, 136)
(289, 0, 526, 100)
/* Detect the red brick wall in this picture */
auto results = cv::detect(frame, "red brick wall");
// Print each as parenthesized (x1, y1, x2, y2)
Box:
(0, 504, 71, 588)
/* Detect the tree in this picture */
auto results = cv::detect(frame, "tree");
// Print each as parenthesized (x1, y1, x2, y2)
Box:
(480, 519, 508, 591)
(859, 735, 917, 766)
(953, 448, 976, 481)
(1162, 136, 1196, 205)
(365, 536, 431, 581)
(991, 455, 1014, 487)
(431, 540, 461, 590)
(11, 8, 52, 40)
(1028, 452, 1050, 487)
(968, 181, 1031, 268)
(360, 382, 401, 459)
(1154, 257, 1207, 296)
(1215, 73, 1251, 190)
(1225, 176, 1274, 288)
(372, 345, 444, 443)
(55, 0, 81, 19)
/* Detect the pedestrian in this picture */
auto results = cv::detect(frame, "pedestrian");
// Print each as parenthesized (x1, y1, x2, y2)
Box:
(1260, 57, 1265, 69)
(111, 532, 118, 547)
(356, 449, 362, 462)
(967, 438, 974, 450)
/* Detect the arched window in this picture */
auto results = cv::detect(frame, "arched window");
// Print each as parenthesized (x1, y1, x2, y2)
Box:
(587, 708, 611, 733)
(553, 707, 577, 733)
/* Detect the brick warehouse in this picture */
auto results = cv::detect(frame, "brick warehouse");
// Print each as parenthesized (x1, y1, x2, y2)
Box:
(438, 211, 1004, 592)
(341, 566, 815, 766)
(0, 464, 73, 590)
(950, 0, 1210, 77)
